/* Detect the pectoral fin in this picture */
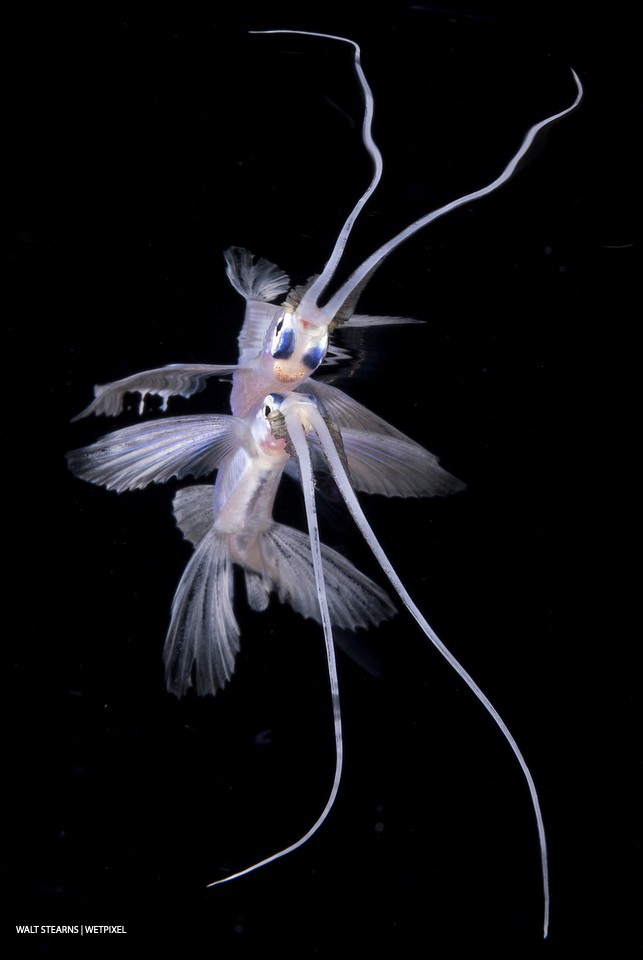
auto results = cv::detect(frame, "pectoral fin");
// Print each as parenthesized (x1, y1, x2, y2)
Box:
(300, 382, 464, 497)
(72, 363, 242, 420)
(299, 380, 410, 436)
(67, 415, 249, 492)
(315, 428, 465, 498)
(342, 314, 422, 327)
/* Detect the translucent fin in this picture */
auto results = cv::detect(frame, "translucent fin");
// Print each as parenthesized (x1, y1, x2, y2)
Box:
(342, 314, 422, 328)
(224, 246, 290, 303)
(317, 321, 421, 373)
(300, 380, 414, 437)
(211, 446, 253, 518)
(237, 300, 284, 366)
(67, 415, 249, 493)
(223, 247, 292, 367)
(311, 428, 465, 498)
(72, 363, 242, 420)
(264, 524, 395, 630)
(332, 628, 383, 678)
(300, 380, 465, 496)
(164, 528, 239, 698)
(173, 485, 213, 546)
(244, 570, 271, 612)
(293, 399, 550, 938)
(174, 483, 395, 626)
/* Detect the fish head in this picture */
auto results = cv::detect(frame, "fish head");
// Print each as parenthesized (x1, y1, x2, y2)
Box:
(262, 307, 329, 384)
(251, 393, 290, 455)
(260, 391, 321, 452)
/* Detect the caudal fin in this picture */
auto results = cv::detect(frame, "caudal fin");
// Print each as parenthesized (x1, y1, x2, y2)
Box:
(172, 485, 396, 632)
(169, 487, 394, 696)
(261, 524, 395, 631)
(164, 528, 240, 698)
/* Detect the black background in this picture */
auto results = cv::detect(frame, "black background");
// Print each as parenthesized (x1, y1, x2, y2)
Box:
(5, 3, 639, 957)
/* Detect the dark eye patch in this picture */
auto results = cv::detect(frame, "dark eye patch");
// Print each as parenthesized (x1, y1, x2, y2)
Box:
(272, 328, 295, 359)
(302, 346, 324, 370)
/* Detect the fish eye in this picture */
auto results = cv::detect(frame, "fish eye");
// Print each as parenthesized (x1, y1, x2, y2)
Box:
(302, 346, 325, 370)
(273, 311, 291, 342)
(271, 312, 295, 359)
(262, 393, 283, 419)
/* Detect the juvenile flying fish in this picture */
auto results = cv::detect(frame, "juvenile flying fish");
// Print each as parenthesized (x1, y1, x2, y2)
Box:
(67, 29, 582, 936)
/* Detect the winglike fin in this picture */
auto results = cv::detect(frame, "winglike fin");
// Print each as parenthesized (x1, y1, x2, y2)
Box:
(300, 381, 465, 497)
(164, 528, 240, 697)
(300, 380, 410, 436)
(67, 415, 249, 493)
(313, 428, 465, 498)
(342, 314, 422, 328)
(72, 363, 242, 420)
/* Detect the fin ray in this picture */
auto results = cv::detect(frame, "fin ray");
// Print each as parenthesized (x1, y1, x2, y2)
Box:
(67, 415, 248, 492)
(73, 363, 241, 420)
(164, 528, 240, 697)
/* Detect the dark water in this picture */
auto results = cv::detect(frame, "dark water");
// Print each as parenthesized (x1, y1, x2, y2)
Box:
(5, 4, 638, 956)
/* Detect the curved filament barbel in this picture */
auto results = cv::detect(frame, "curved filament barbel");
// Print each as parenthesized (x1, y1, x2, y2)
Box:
(279, 395, 551, 938)
(320, 70, 583, 325)
(207, 399, 345, 887)
(252, 29, 384, 320)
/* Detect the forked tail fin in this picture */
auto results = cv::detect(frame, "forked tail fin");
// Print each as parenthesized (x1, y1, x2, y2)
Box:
(164, 528, 240, 698)
(169, 484, 394, 697)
